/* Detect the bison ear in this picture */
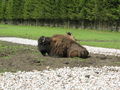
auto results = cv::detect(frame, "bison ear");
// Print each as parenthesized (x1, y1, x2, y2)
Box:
(41, 36, 45, 38)
(67, 32, 72, 35)
(41, 36, 46, 43)
(39, 36, 46, 43)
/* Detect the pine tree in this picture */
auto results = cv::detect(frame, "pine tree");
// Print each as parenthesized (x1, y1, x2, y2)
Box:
(5, 0, 13, 20)
(0, 0, 7, 21)
(0, 0, 3, 19)
(13, 0, 24, 20)
(31, 0, 43, 19)
(23, 0, 33, 19)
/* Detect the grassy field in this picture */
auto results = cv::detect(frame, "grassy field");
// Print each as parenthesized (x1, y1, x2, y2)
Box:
(0, 24, 120, 49)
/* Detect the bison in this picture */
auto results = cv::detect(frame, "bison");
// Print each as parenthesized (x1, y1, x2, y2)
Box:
(38, 33, 89, 58)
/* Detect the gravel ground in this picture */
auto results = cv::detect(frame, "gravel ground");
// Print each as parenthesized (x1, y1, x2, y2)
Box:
(0, 66, 120, 90)
(0, 37, 120, 90)
(0, 37, 120, 56)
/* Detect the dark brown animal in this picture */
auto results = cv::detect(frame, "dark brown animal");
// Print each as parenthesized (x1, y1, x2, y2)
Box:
(38, 33, 89, 58)
(51, 35, 89, 58)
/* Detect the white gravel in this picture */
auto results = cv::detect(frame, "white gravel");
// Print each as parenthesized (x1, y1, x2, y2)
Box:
(0, 37, 120, 56)
(0, 37, 37, 46)
(0, 66, 120, 90)
(0, 37, 120, 90)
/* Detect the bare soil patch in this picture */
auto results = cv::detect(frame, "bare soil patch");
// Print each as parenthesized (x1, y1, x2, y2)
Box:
(0, 41, 120, 72)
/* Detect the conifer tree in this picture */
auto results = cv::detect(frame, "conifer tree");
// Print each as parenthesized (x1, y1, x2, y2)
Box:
(13, 0, 24, 19)
(5, 0, 13, 20)
(0, 0, 7, 21)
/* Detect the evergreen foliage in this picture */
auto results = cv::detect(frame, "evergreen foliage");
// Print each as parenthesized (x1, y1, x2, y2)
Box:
(0, 0, 120, 30)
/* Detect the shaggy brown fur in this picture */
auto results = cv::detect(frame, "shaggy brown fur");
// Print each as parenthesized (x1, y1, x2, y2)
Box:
(67, 42, 89, 58)
(38, 33, 89, 58)
(50, 36, 89, 58)
(52, 32, 75, 42)
(51, 32, 75, 49)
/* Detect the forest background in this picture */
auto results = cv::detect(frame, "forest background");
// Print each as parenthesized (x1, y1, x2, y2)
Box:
(0, 0, 120, 31)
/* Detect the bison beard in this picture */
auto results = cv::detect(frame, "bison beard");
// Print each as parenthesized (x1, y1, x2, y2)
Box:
(38, 35, 89, 58)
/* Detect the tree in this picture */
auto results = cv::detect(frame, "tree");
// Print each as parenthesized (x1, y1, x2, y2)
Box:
(0, 0, 7, 22)
(31, 0, 43, 19)
(5, 0, 13, 20)
(12, 0, 24, 20)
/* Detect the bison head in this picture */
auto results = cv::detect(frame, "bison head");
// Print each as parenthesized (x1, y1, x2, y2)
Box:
(38, 36, 51, 56)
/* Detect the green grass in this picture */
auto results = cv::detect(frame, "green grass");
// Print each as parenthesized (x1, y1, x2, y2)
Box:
(0, 68, 9, 73)
(80, 42, 120, 49)
(0, 24, 120, 49)
(113, 62, 120, 64)
(0, 42, 23, 53)
(0, 41, 36, 58)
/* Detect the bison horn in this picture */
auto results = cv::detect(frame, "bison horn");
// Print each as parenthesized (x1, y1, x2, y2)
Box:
(42, 36, 46, 42)
(67, 32, 72, 35)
